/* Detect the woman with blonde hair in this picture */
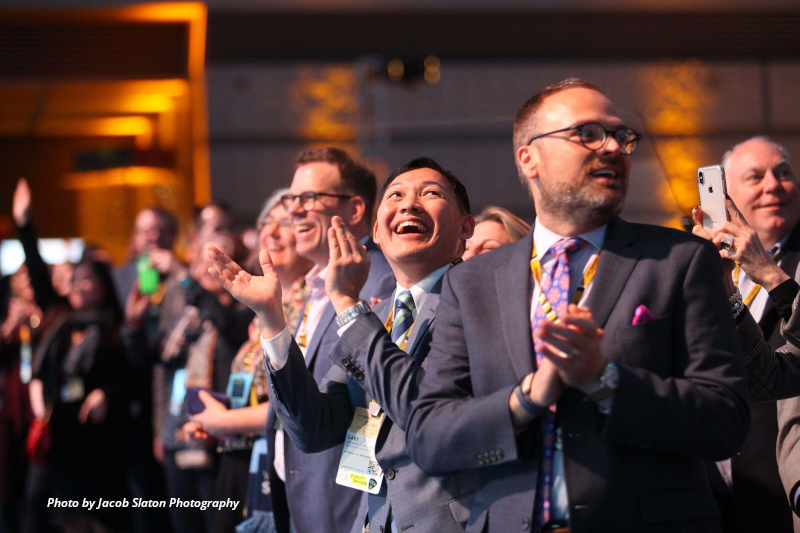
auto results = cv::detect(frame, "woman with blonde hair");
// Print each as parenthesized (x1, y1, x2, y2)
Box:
(463, 205, 530, 260)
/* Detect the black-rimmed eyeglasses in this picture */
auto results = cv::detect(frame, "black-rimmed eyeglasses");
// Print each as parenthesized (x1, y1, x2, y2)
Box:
(527, 122, 642, 155)
(280, 192, 353, 211)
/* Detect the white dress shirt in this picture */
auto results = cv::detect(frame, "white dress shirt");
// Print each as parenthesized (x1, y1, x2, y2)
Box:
(530, 219, 607, 523)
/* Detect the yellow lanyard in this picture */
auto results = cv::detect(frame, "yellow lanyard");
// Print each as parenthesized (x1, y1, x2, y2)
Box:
(384, 308, 414, 352)
(296, 298, 313, 350)
(733, 250, 784, 307)
(530, 243, 599, 324)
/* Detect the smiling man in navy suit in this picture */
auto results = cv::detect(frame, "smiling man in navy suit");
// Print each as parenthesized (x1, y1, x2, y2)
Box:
(405, 78, 751, 533)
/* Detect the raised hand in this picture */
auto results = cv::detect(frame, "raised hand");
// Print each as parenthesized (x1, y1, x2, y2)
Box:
(207, 245, 286, 338)
(13, 178, 31, 227)
(326, 216, 371, 314)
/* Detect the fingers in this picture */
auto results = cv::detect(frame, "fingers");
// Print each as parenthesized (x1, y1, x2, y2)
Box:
(538, 343, 574, 371)
(207, 245, 240, 283)
(332, 217, 354, 256)
(328, 227, 341, 263)
(258, 249, 276, 277)
(691, 206, 703, 226)
(724, 195, 750, 228)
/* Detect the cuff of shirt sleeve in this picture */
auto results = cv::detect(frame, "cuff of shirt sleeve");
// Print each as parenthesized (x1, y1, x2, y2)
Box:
(769, 278, 800, 323)
(260, 327, 292, 371)
(792, 480, 800, 516)
(336, 320, 357, 337)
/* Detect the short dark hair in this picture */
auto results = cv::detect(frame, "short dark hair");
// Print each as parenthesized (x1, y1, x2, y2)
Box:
(513, 78, 605, 182)
(295, 148, 377, 226)
(142, 207, 178, 241)
(381, 157, 471, 215)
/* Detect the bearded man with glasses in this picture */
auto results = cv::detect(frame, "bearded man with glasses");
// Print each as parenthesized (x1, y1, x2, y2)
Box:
(405, 78, 750, 533)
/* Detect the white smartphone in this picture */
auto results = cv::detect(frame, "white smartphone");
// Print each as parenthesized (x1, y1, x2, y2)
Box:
(697, 165, 728, 234)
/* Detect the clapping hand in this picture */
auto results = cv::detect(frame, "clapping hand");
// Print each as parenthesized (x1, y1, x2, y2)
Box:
(207, 246, 286, 338)
(326, 216, 371, 314)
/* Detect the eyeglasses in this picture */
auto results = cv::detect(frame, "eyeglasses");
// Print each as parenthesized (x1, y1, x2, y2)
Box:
(257, 216, 292, 231)
(280, 192, 353, 211)
(527, 122, 642, 155)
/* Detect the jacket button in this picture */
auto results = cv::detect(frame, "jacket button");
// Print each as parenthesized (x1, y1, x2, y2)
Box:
(385, 468, 395, 480)
(489, 451, 497, 462)
(522, 517, 531, 530)
(354, 371, 365, 380)
(477, 455, 484, 465)
(497, 449, 504, 460)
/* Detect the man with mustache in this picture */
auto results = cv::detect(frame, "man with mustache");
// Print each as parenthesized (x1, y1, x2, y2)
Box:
(209, 158, 477, 533)
(211, 148, 394, 533)
(405, 78, 750, 532)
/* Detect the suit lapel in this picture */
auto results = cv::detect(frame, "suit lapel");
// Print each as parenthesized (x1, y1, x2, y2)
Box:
(583, 217, 640, 328)
(304, 302, 336, 371)
(496, 230, 536, 379)
(405, 275, 445, 360)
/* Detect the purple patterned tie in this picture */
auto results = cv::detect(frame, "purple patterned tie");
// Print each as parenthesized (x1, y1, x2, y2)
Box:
(532, 237, 586, 529)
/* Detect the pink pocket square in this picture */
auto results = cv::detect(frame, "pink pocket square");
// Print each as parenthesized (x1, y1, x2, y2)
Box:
(632, 305, 654, 326)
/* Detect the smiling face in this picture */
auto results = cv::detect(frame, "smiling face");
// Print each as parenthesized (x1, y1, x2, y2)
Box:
(517, 87, 630, 230)
(69, 263, 105, 311)
(463, 220, 512, 260)
(288, 162, 359, 266)
(375, 168, 473, 281)
(725, 138, 800, 247)
(259, 205, 311, 279)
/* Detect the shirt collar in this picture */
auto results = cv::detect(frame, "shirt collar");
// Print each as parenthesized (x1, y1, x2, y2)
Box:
(771, 231, 792, 257)
(395, 263, 451, 311)
(533, 218, 607, 258)
(305, 263, 328, 293)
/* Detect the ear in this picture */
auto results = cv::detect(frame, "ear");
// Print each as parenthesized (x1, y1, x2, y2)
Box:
(516, 144, 540, 183)
(460, 215, 476, 241)
(346, 196, 367, 229)
(372, 219, 381, 246)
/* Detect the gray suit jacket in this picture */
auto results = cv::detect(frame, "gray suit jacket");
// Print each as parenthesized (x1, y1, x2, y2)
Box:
(265, 236, 394, 533)
(269, 274, 476, 533)
(406, 218, 750, 533)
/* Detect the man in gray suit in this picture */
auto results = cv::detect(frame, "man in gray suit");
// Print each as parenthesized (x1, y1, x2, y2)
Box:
(210, 157, 477, 533)
(211, 148, 394, 533)
(406, 78, 751, 533)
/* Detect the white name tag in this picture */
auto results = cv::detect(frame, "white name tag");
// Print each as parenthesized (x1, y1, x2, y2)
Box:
(60, 376, 85, 403)
(336, 406, 384, 494)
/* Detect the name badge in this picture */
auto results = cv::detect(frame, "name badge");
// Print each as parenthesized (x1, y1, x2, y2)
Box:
(226, 373, 254, 410)
(60, 376, 85, 403)
(170, 369, 187, 416)
(335, 406, 384, 494)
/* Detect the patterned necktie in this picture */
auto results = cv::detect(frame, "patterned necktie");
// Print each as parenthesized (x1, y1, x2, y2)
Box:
(531, 237, 587, 529)
(391, 290, 415, 346)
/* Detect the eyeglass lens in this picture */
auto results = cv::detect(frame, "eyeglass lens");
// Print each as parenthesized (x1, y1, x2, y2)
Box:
(579, 124, 638, 154)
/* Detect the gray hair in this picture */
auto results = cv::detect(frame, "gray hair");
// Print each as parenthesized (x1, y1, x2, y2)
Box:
(721, 136, 793, 169)
(256, 188, 290, 229)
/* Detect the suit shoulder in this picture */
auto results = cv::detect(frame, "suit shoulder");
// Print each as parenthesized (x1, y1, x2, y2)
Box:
(626, 221, 713, 254)
(446, 239, 525, 283)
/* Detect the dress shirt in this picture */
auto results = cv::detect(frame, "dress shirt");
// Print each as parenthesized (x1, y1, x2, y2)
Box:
(336, 263, 451, 338)
(261, 263, 328, 370)
(531, 219, 607, 523)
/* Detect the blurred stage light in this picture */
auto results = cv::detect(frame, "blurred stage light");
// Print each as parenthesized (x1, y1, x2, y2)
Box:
(388, 59, 405, 81)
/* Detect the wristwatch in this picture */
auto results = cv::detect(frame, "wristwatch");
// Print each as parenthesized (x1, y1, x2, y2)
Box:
(335, 301, 372, 328)
(587, 361, 619, 403)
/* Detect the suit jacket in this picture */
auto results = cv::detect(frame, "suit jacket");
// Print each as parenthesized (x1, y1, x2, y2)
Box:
(715, 223, 800, 532)
(269, 273, 476, 533)
(406, 218, 751, 533)
(265, 236, 394, 533)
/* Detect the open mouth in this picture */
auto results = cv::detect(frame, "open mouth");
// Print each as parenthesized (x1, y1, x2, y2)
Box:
(589, 168, 620, 179)
(267, 243, 285, 251)
(394, 220, 429, 235)
(293, 223, 314, 235)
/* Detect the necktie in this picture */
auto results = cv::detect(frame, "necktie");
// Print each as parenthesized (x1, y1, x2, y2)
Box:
(391, 290, 415, 346)
(531, 237, 587, 529)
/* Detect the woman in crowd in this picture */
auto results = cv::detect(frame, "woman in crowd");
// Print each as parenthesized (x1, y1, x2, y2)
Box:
(30, 258, 131, 533)
(185, 189, 312, 533)
(462, 205, 530, 260)
(125, 231, 252, 533)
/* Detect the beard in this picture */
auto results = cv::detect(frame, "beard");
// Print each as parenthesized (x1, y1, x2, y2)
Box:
(537, 172, 627, 229)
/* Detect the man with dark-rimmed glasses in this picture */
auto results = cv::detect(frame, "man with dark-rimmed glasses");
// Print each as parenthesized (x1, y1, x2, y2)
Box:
(260, 148, 394, 533)
(406, 77, 749, 532)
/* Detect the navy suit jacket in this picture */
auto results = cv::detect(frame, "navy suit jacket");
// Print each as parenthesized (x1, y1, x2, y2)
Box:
(406, 218, 751, 533)
(269, 272, 476, 533)
(265, 236, 394, 533)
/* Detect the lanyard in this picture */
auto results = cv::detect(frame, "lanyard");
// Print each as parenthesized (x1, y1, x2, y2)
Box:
(384, 308, 414, 352)
(296, 298, 313, 350)
(733, 250, 784, 307)
(530, 243, 600, 323)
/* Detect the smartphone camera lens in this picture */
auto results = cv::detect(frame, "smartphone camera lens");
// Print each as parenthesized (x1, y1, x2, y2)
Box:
(699, 171, 704, 185)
